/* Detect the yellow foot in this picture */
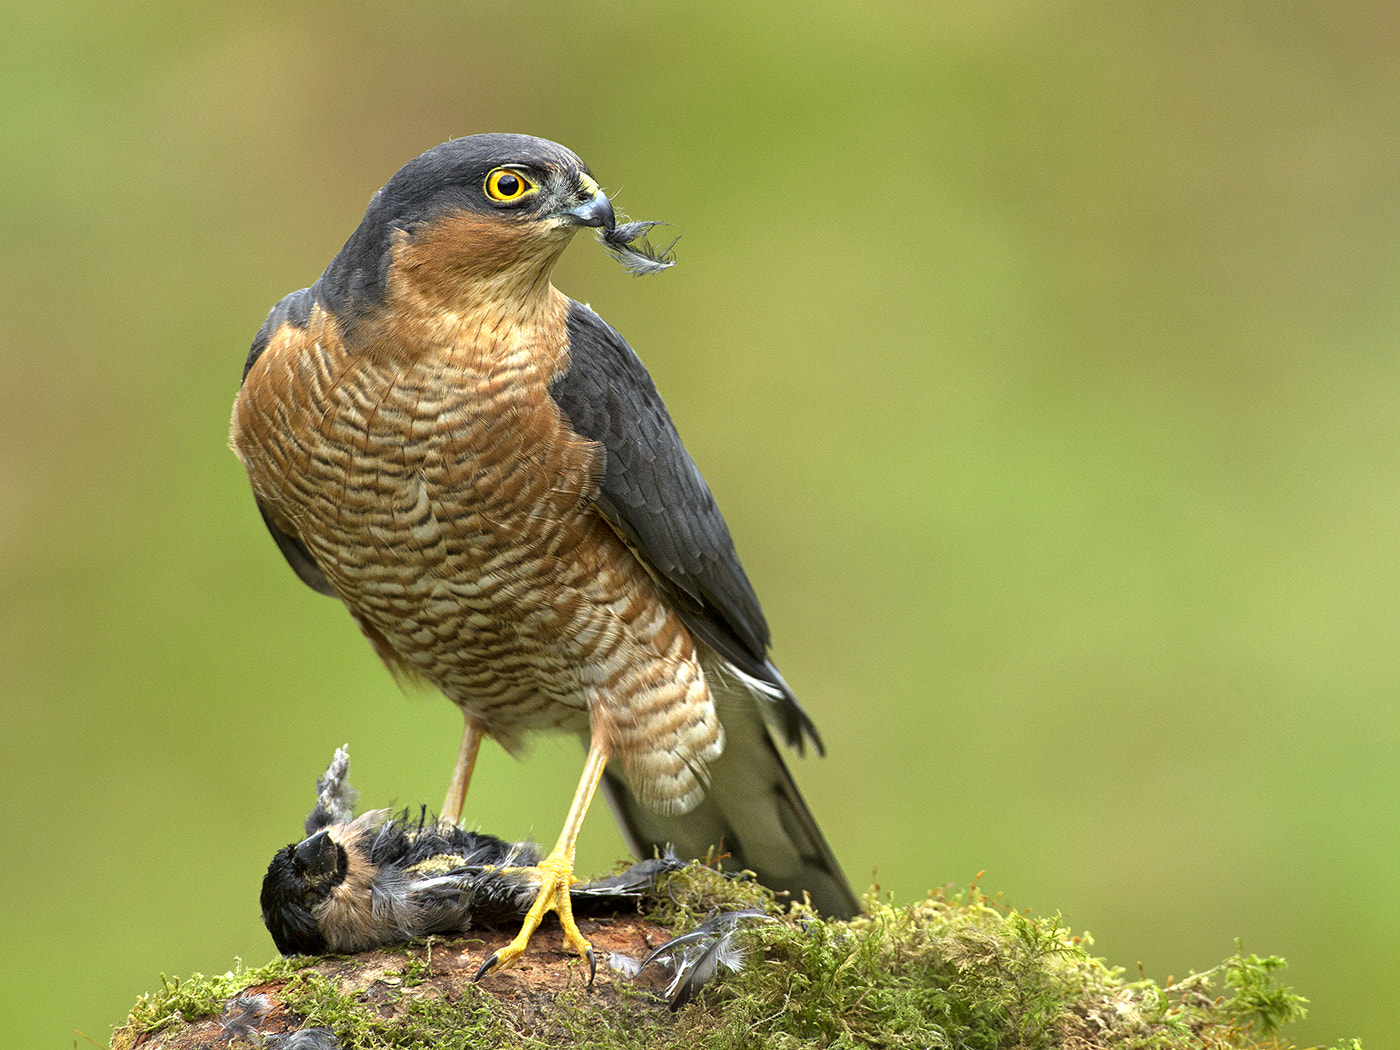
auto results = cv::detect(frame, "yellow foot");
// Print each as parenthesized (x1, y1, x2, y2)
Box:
(474, 851, 596, 986)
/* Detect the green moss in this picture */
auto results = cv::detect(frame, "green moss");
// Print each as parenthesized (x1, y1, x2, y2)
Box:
(115, 957, 295, 1044)
(112, 873, 1357, 1050)
(644, 854, 788, 927)
(686, 883, 1314, 1049)
(276, 969, 503, 1048)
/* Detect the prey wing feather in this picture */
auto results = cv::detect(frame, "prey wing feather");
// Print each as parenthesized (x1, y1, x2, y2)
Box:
(569, 853, 686, 900)
(549, 302, 774, 684)
(386, 854, 686, 935)
(306, 744, 357, 834)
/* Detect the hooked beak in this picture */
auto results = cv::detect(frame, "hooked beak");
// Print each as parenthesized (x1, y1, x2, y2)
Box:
(558, 176, 615, 230)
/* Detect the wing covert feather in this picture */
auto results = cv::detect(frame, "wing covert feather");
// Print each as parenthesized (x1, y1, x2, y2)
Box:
(549, 302, 773, 680)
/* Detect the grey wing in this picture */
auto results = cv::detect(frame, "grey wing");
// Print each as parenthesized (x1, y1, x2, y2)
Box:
(550, 300, 818, 751)
(552, 301, 860, 920)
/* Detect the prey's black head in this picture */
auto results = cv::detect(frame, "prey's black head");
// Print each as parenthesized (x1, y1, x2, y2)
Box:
(260, 829, 348, 955)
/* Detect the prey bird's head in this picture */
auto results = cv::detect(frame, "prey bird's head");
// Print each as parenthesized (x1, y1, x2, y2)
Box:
(260, 810, 387, 955)
(320, 134, 673, 327)
(260, 825, 351, 955)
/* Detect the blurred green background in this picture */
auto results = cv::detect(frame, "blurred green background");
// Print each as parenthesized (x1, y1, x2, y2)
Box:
(3, 2, 1395, 1047)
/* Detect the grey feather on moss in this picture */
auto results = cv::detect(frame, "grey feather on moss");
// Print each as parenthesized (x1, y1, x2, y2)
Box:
(640, 908, 771, 1009)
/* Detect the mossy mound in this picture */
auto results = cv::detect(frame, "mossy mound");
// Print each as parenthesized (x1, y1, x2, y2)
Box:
(112, 868, 1358, 1050)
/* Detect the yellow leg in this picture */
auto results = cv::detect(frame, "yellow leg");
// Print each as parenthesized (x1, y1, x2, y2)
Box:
(441, 715, 483, 826)
(474, 739, 609, 985)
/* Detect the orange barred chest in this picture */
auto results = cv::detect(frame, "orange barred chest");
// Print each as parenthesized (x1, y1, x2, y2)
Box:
(235, 328, 627, 731)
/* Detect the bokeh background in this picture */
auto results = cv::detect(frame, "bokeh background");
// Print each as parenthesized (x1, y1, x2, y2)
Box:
(3, 2, 1395, 1047)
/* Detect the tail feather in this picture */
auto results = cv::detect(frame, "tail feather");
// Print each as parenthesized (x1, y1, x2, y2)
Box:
(598, 681, 860, 920)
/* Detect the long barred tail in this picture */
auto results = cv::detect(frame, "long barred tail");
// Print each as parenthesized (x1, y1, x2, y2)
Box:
(596, 682, 861, 920)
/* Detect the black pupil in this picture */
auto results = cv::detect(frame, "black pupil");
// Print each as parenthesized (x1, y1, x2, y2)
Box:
(496, 172, 521, 197)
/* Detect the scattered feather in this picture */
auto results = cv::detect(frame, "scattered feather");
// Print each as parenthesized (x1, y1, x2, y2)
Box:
(266, 1029, 342, 1050)
(608, 951, 644, 978)
(218, 994, 271, 1043)
(599, 220, 678, 275)
(640, 908, 772, 1009)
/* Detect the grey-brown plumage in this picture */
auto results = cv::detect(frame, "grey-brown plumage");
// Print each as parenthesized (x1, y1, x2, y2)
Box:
(231, 134, 858, 974)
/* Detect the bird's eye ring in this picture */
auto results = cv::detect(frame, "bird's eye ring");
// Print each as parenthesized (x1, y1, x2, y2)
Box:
(485, 168, 538, 203)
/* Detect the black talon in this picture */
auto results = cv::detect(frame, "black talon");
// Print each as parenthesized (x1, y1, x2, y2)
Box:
(585, 946, 597, 988)
(474, 951, 501, 982)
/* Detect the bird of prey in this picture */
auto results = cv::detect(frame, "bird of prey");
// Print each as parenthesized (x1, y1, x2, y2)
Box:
(230, 133, 860, 979)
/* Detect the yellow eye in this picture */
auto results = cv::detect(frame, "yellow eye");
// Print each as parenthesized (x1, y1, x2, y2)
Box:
(484, 167, 537, 202)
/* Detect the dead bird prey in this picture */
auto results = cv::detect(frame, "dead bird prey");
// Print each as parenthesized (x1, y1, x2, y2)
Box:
(261, 746, 682, 955)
